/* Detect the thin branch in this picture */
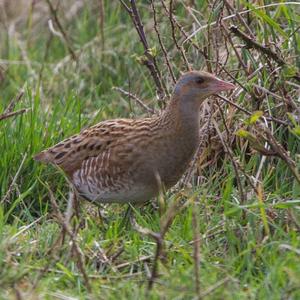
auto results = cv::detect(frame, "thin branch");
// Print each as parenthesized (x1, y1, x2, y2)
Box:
(192, 201, 201, 299)
(4, 91, 24, 114)
(183, 2, 300, 44)
(217, 94, 289, 126)
(0, 108, 30, 122)
(119, 0, 166, 104)
(169, 0, 191, 70)
(119, 0, 131, 13)
(181, 116, 211, 187)
(130, 216, 163, 291)
(130, 195, 193, 291)
(260, 125, 300, 184)
(223, 0, 255, 38)
(230, 25, 285, 66)
(98, 0, 105, 51)
(150, 0, 176, 84)
(48, 188, 91, 292)
(46, 0, 77, 61)
(1, 154, 27, 204)
(114, 255, 152, 270)
(113, 87, 156, 114)
(200, 277, 232, 298)
(160, 0, 208, 60)
(212, 115, 246, 203)
(221, 23, 247, 71)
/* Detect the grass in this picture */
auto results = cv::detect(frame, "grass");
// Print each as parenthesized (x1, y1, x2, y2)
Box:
(0, 0, 300, 299)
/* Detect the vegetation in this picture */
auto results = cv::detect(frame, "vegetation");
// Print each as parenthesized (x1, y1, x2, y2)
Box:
(0, 0, 299, 299)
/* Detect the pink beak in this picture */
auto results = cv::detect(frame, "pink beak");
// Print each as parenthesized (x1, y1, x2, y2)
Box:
(214, 78, 236, 92)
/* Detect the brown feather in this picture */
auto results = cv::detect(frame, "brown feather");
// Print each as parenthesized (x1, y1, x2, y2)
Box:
(34, 71, 235, 203)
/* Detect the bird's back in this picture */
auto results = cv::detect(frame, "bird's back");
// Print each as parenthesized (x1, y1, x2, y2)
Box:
(35, 117, 166, 203)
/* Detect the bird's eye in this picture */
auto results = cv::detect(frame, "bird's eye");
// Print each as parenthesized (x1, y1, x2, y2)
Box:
(196, 77, 204, 84)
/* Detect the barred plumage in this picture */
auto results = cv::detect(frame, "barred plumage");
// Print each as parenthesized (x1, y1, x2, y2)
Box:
(34, 71, 235, 204)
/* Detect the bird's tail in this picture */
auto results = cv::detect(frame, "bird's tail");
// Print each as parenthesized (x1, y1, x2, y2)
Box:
(33, 150, 53, 163)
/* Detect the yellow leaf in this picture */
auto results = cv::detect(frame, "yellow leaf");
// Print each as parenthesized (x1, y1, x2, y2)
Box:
(249, 111, 263, 124)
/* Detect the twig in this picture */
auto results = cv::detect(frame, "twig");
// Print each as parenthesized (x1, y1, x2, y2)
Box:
(9, 215, 44, 243)
(181, 109, 212, 187)
(192, 201, 201, 299)
(183, 2, 300, 44)
(221, 23, 247, 71)
(254, 147, 268, 187)
(260, 124, 300, 184)
(4, 91, 24, 114)
(130, 216, 163, 290)
(212, 116, 246, 203)
(113, 87, 156, 114)
(93, 241, 118, 273)
(279, 244, 300, 256)
(229, 25, 285, 66)
(0, 91, 26, 122)
(48, 188, 91, 292)
(46, 0, 77, 61)
(150, 0, 176, 84)
(114, 255, 153, 270)
(252, 84, 285, 101)
(200, 277, 232, 298)
(1, 153, 27, 204)
(131, 195, 193, 291)
(216, 94, 289, 126)
(0, 108, 30, 122)
(169, 0, 191, 70)
(13, 285, 23, 300)
(119, 0, 166, 104)
(28, 263, 143, 280)
(160, 195, 192, 237)
(98, 0, 105, 51)
(216, 94, 251, 115)
(65, 188, 76, 227)
(48, 19, 63, 38)
(38, 34, 53, 84)
(160, 0, 208, 61)
(223, 0, 255, 38)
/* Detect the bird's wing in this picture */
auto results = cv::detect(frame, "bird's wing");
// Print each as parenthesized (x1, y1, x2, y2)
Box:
(34, 118, 140, 175)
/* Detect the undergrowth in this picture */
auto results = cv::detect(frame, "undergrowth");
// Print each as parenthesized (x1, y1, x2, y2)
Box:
(0, 1, 299, 299)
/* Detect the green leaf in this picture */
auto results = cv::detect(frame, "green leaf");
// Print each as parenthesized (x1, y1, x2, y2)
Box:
(273, 200, 300, 209)
(236, 129, 251, 138)
(291, 127, 300, 137)
(56, 263, 75, 280)
(222, 175, 233, 214)
(249, 111, 263, 125)
(287, 113, 298, 127)
(236, 129, 276, 155)
(131, 53, 147, 65)
(287, 113, 300, 138)
(147, 47, 157, 57)
(283, 65, 298, 78)
(242, 1, 288, 38)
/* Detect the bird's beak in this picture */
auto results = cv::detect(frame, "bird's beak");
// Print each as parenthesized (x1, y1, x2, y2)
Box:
(214, 78, 236, 92)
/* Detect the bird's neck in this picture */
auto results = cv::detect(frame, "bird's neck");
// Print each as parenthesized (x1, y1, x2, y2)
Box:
(159, 93, 202, 158)
(154, 93, 203, 188)
(162, 94, 202, 133)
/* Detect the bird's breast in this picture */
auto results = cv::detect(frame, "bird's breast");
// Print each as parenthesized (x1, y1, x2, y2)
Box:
(153, 125, 200, 188)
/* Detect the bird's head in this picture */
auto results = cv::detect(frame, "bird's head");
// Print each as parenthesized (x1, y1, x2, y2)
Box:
(174, 71, 235, 100)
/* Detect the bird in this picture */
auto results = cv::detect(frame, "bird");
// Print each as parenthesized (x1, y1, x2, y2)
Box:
(34, 71, 235, 205)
